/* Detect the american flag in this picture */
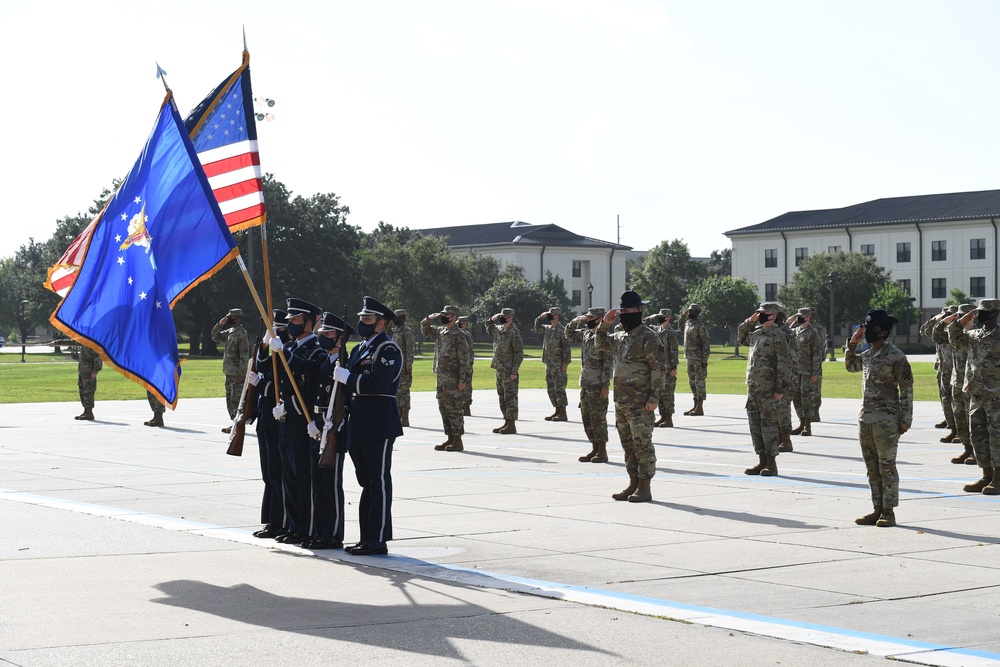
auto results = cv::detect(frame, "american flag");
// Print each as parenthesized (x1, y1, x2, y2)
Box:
(46, 51, 265, 297)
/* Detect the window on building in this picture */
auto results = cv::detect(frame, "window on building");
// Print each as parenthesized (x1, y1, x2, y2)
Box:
(971, 277, 986, 298)
(932, 278, 947, 299)
(765, 283, 778, 301)
(897, 279, 911, 294)
(572, 261, 582, 278)
(794, 247, 808, 267)
(572, 289, 582, 306)
(931, 240, 947, 261)
(764, 248, 777, 268)
(971, 238, 986, 260)
(860, 244, 875, 256)
(896, 242, 911, 263)
(828, 245, 842, 253)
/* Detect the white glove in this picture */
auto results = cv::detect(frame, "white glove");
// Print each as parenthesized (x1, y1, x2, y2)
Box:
(333, 366, 351, 384)
(324, 420, 334, 432)
(246, 371, 260, 386)
(272, 404, 286, 421)
(307, 421, 322, 440)
(268, 337, 283, 352)
(262, 331, 273, 347)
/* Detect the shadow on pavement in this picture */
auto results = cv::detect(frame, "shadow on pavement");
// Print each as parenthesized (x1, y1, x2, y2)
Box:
(654, 502, 826, 529)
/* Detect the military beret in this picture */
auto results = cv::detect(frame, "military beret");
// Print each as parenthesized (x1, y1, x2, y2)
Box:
(586, 307, 606, 318)
(500, 307, 515, 317)
(796, 307, 814, 317)
(975, 298, 1000, 313)
(619, 290, 649, 309)
(316, 312, 356, 337)
(755, 302, 782, 315)
(357, 295, 396, 321)
(227, 308, 243, 318)
(864, 309, 899, 327)
(286, 298, 322, 318)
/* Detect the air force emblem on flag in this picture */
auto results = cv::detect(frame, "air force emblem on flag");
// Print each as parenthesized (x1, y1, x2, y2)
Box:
(118, 202, 157, 270)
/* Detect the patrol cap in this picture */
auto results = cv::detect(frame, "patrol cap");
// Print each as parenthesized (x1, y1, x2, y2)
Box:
(286, 298, 322, 318)
(316, 312, 356, 337)
(586, 307, 606, 318)
(755, 302, 782, 315)
(940, 306, 951, 314)
(442, 305, 460, 316)
(393, 309, 407, 319)
(796, 307, 814, 317)
(546, 307, 561, 315)
(775, 302, 787, 316)
(457, 316, 470, 324)
(957, 303, 976, 315)
(688, 303, 702, 312)
(946, 305, 959, 314)
(358, 296, 397, 322)
(227, 308, 243, 318)
(272, 308, 288, 328)
(619, 290, 649, 309)
(658, 308, 672, 317)
(974, 298, 1000, 313)
(500, 307, 515, 317)
(864, 309, 899, 327)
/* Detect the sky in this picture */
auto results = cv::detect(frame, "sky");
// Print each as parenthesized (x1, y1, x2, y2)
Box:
(4, 0, 1000, 261)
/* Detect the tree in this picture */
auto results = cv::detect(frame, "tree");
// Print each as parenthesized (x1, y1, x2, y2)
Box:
(777, 252, 889, 329)
(946, 287, 970, 307)
(684, 275, 760, 357)
(628, 239, 707, 314)
(538, 269, 575, 318)
(705, 248, 732, 278)
(472, 266, 558, 334)
(460, 252, 502, 306)
(870, 282, 921, 335)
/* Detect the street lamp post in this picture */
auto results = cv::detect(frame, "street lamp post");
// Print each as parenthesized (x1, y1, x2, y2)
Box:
(827, 271, 836, 361)
(906, 296, 916, 345)
(19, 299, 28, 363)
(587, 283, 593, 309)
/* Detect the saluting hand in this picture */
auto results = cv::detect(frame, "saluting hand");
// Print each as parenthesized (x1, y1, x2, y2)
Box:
(850, 326, 866, 346)
(960, 310, 977, 327)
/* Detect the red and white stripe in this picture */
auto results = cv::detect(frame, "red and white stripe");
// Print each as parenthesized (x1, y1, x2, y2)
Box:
(199, 139, 265, 231)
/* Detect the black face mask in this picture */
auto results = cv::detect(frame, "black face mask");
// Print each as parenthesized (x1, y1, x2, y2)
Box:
(546, 314, 554, 321)
(688, 311, 699, 320)
(865, 326, 886, 343)
(757, 312, 772, 323)
(796, 316, 806, 325)
(585, 318, 599, 329)
(287, 322, 305, 338)
(978, 311, 996, 325)
(657, 316, 666, 324)
(440, 315, 453, 325)
(620, 311, 643, 331)
(357, 320, 377, 338)
(318, 335, 338, 351)
(498, 316, 509, 325)
(395, 317, 406, 327)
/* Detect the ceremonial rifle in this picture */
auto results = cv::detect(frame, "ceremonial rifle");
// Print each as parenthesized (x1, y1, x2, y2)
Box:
(318, 307, 349, 468)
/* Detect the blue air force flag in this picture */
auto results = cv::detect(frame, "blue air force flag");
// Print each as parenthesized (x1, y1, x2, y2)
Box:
(51, 93, 237, 408)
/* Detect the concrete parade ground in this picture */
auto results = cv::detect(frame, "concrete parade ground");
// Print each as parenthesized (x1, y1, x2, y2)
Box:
(2, 389, 1000, 666)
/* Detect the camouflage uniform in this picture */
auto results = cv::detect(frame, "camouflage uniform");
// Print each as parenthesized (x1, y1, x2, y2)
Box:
(421, 307, 472, 439)
(793, 311, 825, 423)
(596, 316, 664, 481)
(678, 305, 711, 406)
(534, 309, 572, 413)
(146, 390, 165, 415)
(932, 307, 974, 459)
(922, 308, 956, 430)
(846, 319, 913, 514)
(737, 306, 792, 464)
(486, 309, 523, 424)
(644, 309, 678, 421)
(948, 300, 1000, 483)
(567, 309, 612, 452)
(77, 346, 103, 410)
(390, 311, 416, 416)
(458, 317, 475, 412)
(212, 311, 250, 420)
(776, 312, 799, 437)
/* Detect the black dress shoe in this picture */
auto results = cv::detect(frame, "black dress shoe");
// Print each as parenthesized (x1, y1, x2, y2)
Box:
(348, 541, 388, 555)
(277, 533, 305, 544)
(305, 538, 344, 550)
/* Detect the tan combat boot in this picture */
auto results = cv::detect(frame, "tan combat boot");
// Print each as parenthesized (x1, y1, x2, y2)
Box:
(144, 413, 164, 427)
(983, 470, 1000, 496)
(578, 444, 598, 462)
(760, 454, 778, 476)
(683, 398, 698, 416)
(778, 431, 793, 452)
(612, 476, 639, 501)
(964, 467, 993, 493)
(551, 407, 568, 422)
(661, 413, 673, 428)
(855, 506, 883, 525)
(590, 442, 608, 463)
(951, 445, 973, 464)
(745, 454, 767, 475)
(800, 419, 812, 436)
(498, 420, 517, 434)
(445, 435, 464, 452)
(939, 428, 957, 443)
(492, 420, 508, 434)
(544, 409, 559, 421)
(876, 509, 896, 527)
(790, 420, 805, 435)
(434, 435, 452, 451)
(627, 478, 652, 503)
(691, 399, 704, 416)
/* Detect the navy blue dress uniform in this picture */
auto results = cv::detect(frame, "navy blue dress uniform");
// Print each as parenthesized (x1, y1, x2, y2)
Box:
(273, 297, 325, 544)
(336, 296, 404, 556)
(250, 308, 290, 539)
(303, 312, 356, 550)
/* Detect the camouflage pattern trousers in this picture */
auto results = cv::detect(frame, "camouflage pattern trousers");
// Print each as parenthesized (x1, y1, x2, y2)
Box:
(938, 369, 956, 428)
(858, 420, 900, 509)
(545, 364, 568, 408)
(746, 389, 781, 457)
(579, 386, 609, 445)
(615, 402, 656, 479)
(224, 374, 242, 420)
(658, 375, 676, 416)
(792, 374, 821, 420)
(951, 386, 970, 448)
(968, 395, 1000, 468)
(464, 372, 473, 410)
(147, 390, 165, 415)
(397, 372, 412, 412)
(78, 375, 97, 409)
(436, 378, 465, 436)
(686, 360, 707, 401)
(495, 373, 519, 420)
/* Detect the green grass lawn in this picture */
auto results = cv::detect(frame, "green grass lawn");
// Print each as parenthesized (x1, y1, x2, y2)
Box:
(1, 344, 940, 404)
